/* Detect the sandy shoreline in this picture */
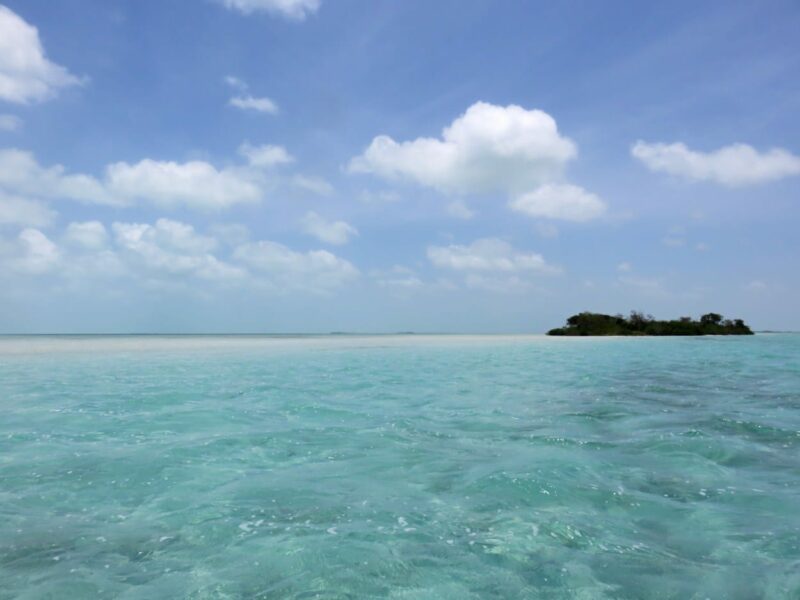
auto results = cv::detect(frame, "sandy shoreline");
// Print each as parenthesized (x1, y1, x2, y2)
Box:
(0, 333, 558, 355)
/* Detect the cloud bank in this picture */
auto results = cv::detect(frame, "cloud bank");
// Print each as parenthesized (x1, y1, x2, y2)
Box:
(2, 218, 358, 294)
(0, 146, 295, 212)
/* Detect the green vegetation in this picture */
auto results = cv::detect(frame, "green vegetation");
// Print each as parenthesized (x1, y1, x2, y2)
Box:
(547, 311, 754, 336)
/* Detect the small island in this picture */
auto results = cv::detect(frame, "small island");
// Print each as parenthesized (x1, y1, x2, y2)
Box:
(547, 312, 754, 336)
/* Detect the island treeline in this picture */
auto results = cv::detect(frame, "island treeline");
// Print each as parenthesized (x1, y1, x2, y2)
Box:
(548, 312, 754, 336)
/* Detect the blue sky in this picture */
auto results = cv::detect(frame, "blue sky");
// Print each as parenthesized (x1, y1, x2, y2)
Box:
(0, 0, 798, 333)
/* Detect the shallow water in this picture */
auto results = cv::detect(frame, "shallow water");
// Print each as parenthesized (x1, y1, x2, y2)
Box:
(1, 334, 798, 599)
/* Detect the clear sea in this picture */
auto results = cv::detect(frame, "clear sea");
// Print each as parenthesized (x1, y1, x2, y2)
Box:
(0, 334, 798, 599)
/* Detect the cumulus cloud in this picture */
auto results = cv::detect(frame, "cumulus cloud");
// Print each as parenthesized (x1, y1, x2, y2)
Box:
(0, 190, 55, 227)
(233, 239, 358, 292)
(216, 0, 321, 20)
(224, 76, 279, 114)
(0, 114, 22, 131)
(238, 142, 293, 168)
(0, 148, 270, 210)
(2, 223, 117, 280)
(224, 76, 247, 91)
(0, 148, 110, 205)
(631, 141, 800, 186)
(1, 218, 361, 297)
(10, 228, 60, 274)
(0, 5, 83, 104)
(509, 183, 606, 222)
(112, 219, 244, 281)
(427, 238, 559, 274)
(106, 159, 262, 209)
(301, 211, 358, 245)
(117, 219, 216, 254)
(349, 102, 576, 196)
(229, 95, 279, 114)
(64, 221, 108, 249)
(349, 102, 606, 222)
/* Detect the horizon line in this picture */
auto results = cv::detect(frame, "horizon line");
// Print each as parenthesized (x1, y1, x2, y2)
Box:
(0, 331, 796, 337)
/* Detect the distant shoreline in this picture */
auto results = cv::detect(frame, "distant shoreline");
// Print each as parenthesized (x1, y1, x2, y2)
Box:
(0, 332, 787, 358)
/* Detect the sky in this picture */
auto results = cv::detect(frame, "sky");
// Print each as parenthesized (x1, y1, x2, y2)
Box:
(0, 0, 798, 333)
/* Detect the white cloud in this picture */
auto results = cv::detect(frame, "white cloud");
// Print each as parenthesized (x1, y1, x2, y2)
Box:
(301, 211, 358, 245)
(0, 148, 111, 205)
(632, 141, 800, 186)
(0, 190, 55, 227)
(0, 148, 277, 210)
(10, 228, 60, 273)
(225, 76, 279, 115)
(229, 95, 279, 114)
(217, 0, 320, 20)
(113, 219, 244, 281)
(427, 238, 558, 274)
(38, 219, 234, 283)
(0, 218, 365, 296)
(224, 75, 247, 91)
(233, 239, 358, 292)
(349, 102, 576, 196)
(238, 142, 294, 168)
(64, 221, 109, 249)
(0, 5, 82, 104)
(0, 114, 22, 131)
(105, 159, 262, 210)
(509, 183, 606, 222)
(617, 261, 632, 272)
(745, 280, 767, 292)
(116, 219, 216, 254)
(446, 199, 475, 220)
(0, 144, 336, 213)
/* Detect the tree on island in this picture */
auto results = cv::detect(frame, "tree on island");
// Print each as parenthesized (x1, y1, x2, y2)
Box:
(547, 311, 753, 336)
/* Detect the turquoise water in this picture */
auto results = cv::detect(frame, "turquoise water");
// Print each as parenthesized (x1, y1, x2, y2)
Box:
(1, 334, 799, 599)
